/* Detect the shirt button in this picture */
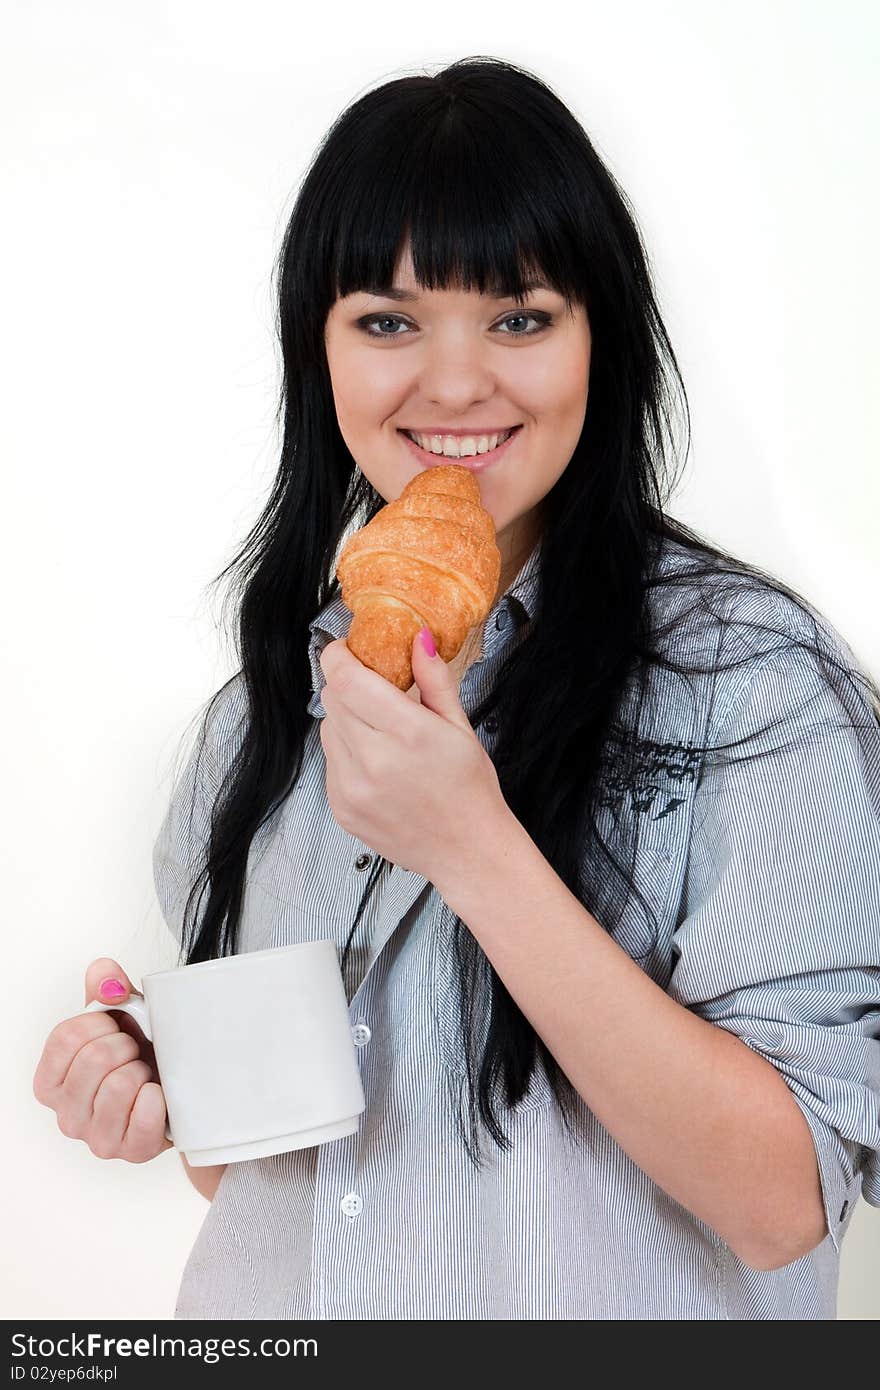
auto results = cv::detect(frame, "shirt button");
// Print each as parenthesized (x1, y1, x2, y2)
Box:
(484, 715, 498, 733)
(351, 1022, 372, 1047)
(354, 853, 372, 871)
(340, 1192, 363, 1218)
(495, 609, 509, 631)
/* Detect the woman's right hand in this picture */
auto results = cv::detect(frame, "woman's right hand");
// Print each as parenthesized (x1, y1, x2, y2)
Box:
(32, 958, 173, 1163)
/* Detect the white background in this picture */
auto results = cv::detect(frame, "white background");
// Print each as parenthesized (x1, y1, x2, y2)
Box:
(3, 0, 877, 1320)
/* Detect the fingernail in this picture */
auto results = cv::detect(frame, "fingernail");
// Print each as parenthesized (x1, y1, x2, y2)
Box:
(99, 978, 127, 1000)
(419, 627, 437, 658)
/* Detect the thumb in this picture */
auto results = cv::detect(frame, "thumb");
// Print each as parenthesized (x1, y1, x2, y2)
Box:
(85, 958, 140, 1007)
(411, 627, 471, 729)
(84, 958, 152, 1056)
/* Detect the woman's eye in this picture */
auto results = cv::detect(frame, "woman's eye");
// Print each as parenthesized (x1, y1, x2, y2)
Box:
(359, 314, 411, 337)
(494, 311, 551, 336)
(356, 310, 552, 339)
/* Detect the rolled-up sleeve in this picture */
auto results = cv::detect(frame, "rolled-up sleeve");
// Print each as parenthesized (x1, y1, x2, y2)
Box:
(667, 616, 880, 1256)
(152, 675, 247, 948)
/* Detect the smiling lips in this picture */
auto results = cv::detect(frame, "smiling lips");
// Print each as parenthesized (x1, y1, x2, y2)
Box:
(398, 424, 523, 469)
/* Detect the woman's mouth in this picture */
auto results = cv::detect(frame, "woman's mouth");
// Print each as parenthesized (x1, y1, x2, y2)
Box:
(398, 425, 523, 471)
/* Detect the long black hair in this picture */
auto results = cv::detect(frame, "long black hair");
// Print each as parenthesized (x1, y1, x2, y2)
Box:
(174, 56, 880, 1162)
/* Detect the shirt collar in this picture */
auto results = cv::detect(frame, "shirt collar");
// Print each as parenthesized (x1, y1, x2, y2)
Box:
(307, 535, 543, 699)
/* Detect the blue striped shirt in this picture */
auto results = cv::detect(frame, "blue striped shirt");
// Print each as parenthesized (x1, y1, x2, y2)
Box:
(153, 534, 880, 1319)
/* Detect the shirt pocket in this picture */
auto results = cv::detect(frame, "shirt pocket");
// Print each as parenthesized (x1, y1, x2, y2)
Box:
(591, 840, 683, 974)
(589, 739, 697, 972)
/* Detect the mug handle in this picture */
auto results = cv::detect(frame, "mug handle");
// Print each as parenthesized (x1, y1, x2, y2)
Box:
(80, 997, 174, 1144)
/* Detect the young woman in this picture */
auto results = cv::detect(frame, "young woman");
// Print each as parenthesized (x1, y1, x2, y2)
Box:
(35, 56, 880, 1320)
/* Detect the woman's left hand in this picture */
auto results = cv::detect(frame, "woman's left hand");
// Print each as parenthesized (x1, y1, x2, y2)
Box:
(318, 626, 507, 882)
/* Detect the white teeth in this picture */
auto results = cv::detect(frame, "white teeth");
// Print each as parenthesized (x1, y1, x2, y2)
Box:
(405, 428, 515, 458)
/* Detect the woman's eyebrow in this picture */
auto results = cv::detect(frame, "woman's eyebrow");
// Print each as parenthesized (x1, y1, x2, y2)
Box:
(360, 280, 550, 301)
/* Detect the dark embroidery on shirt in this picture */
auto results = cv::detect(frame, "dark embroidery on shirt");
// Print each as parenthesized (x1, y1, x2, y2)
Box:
(597, 738, 702, 822)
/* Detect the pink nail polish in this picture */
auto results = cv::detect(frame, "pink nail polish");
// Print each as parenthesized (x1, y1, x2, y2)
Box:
(419, 627, 436, 658)
(99, 978, 127, 1000)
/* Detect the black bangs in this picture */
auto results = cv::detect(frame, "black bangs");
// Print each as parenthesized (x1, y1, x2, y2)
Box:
(311, 59, 589, 315)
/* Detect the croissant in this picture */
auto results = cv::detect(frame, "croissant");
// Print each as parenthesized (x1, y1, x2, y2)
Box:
(335, 463, 501, 691)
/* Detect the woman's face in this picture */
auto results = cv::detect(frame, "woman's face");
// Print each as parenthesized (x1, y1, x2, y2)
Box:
(323, 240, 591, 587)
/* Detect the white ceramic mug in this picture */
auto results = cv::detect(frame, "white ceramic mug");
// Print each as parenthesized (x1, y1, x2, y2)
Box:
(79, 939, 365, 1166)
